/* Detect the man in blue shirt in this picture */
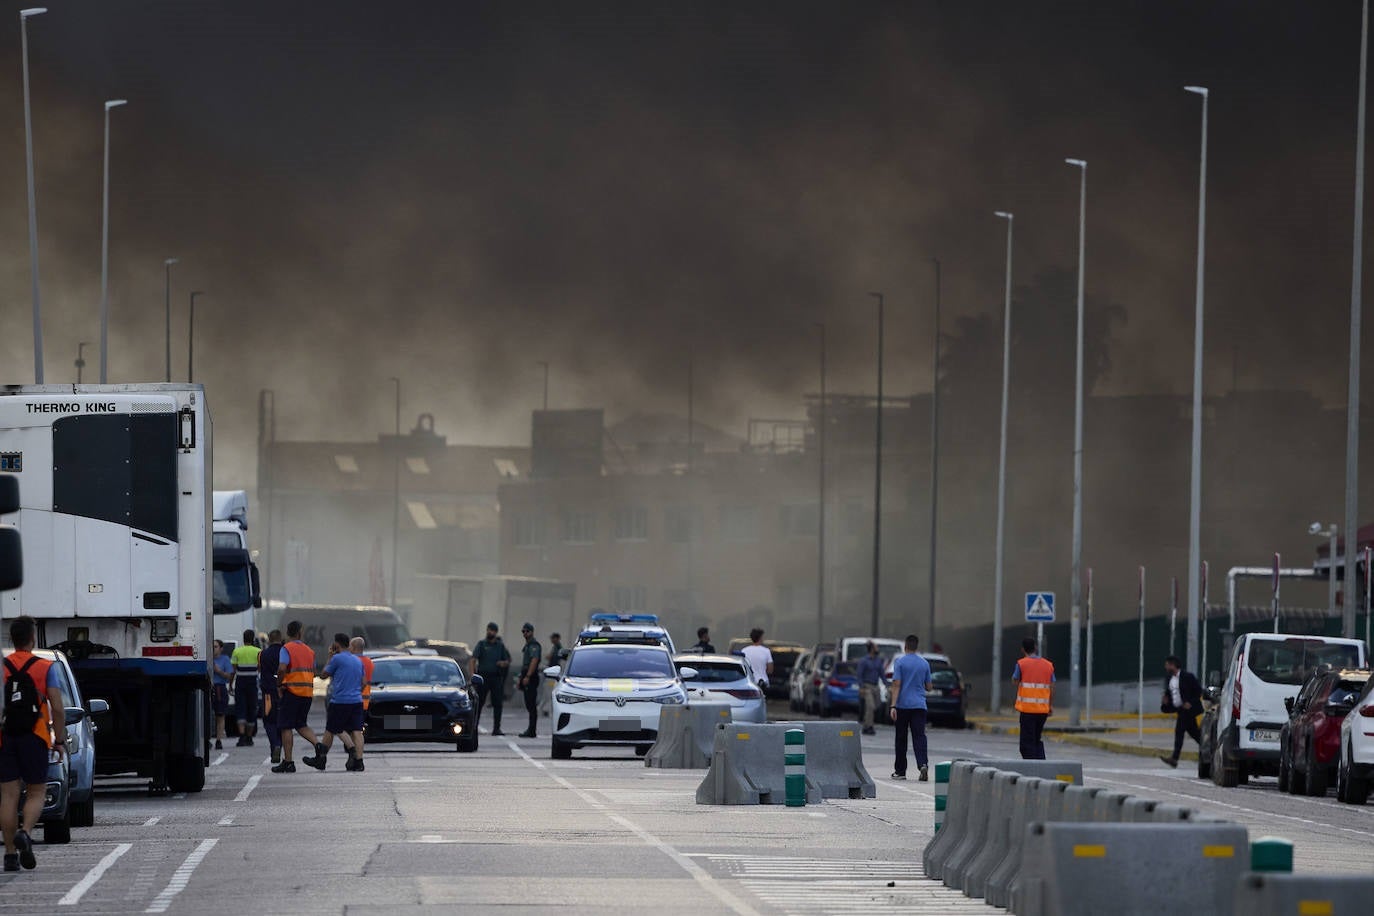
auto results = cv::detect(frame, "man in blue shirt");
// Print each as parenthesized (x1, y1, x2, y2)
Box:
(888, 634, 933, 781)
(306, 634, 365, 772)
(211, 640, 234, 751)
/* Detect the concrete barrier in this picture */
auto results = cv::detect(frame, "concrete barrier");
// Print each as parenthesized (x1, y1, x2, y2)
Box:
(933, 761, 951, 833)
(1148, 802, 1194, 823)
(1234, 872, 1374, 915)
(996, 777, 1071, 910)
(1089, 790, 1133, 822)
(983, 775, 1044, 908)
(1060, 784, 1102, 823)
(645, 702, 732, 769)
(960, 769, 1022, 898)
(694, 722, 870, 805)
(1121, 797, 1158, 822)
(964, 758, 1084, 785)
(942, 767, 999, 889)
(923, 761, 979, 880)
(1013, 822, 1249, 916)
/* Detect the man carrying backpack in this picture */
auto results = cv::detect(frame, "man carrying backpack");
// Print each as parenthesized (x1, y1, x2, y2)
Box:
(1, 616, 66, 872)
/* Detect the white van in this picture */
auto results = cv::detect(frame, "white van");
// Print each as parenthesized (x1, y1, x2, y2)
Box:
(1201, 633, 1366, 787)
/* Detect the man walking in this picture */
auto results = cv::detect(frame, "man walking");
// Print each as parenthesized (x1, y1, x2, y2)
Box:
(211, 640, 234, 750)
(517, 623, 542, 738)
(740, 628, 773, 689)
(307, 633, 365, 772)
(856, 641, 885, 735)
(1, 616, 66, 872)
(888, 634, 933, 781)
(1159, 655, 1203, 768)
(692, 627, 715, 654)
(272, 620, 325, 774)
(1012, 637, 1055, 760)
(230, 629, 260, 747)
(259, 628, 284, 764)
(470, 622, 511, 736)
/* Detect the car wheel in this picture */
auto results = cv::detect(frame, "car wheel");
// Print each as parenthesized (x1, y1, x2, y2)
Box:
(70, 797, 94, 829)
(166, 753, 206, 793)
(1277, 743, 1291, 793)
(44, 814, 71, 845)
(551, 738, 572, 760)
(456, 731, 479, 753)
(1305, 741, 1329, 796)
(1197, 726, 1213, 780)
(1345, 746, 1371, 805)
(1214, 733, 1238, 788)
(635, 745, 651, 757)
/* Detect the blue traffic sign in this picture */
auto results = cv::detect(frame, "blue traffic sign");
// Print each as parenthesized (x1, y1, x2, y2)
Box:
(1025, 592, 1056, 622)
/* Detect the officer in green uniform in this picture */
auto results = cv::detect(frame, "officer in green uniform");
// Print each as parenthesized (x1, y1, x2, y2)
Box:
(470, 622, 511, 735)
(517, 623, 542, 738)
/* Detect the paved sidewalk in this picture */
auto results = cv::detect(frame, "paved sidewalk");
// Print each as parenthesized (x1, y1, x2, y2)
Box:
(968, 711, 1202, 764)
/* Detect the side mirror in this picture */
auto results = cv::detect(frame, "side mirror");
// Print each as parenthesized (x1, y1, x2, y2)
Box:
(1207, 670, 1222, 689)
(469, 674, 484, 689)
(1284, 697, 1295, 714)
(678, 666, 699, 680)
(543, 666, 561, 680)
(249, 563, 263, 608)
(89, 699, 110, 715)
(64, 707, 86, 724)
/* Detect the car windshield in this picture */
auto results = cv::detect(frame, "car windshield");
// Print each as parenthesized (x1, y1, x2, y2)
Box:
(1332, 680, 1368, 705)
(371, 658, 466, 687)
(679, 660, 747, 683)
(1246, 640, 1362, 686)
(844, 643, 900, 662)
(567, 647, 675, 679)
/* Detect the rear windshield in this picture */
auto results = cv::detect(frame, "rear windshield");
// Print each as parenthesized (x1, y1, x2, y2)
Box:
(832, 662, 857, 677)
(678, 660, 747, 683)
(567, 647, 675, 680)
(1246, 639, 1362, 686)
(844, 642, 901, 662)
(931, 669, 960, 688)
(1332, 680, 1369, 705)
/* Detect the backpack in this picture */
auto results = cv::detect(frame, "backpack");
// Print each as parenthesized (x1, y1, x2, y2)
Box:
(3, 657, 43, 736)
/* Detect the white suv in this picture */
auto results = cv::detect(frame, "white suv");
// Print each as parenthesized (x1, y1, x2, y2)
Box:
(1201, 633, 1365, 787)
(1337, 677, 1374, 804)
(545, 644, 694, 759)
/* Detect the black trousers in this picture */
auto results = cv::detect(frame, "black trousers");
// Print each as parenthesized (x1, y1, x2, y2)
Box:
(1019, 712, 1048, 759)
(893, 707, 929, 776)
(522, 680, 539, 734)
(475, 674, 506, 731)
(1173, 707, 1202, 759)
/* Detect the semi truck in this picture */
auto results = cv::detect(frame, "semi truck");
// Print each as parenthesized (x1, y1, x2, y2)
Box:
(0, 383, 213, 794)
(212, 489, 261, 651)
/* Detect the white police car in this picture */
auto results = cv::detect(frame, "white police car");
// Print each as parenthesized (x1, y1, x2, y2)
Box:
(544, 642, 695, 759)
(577, 613, 677, 655)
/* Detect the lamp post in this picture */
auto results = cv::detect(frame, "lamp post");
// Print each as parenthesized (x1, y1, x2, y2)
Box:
(98, 99, 127, 384)
(389, 376, 401, 611)
(1065, 157, 1088, 727)
(869, 291, 885, 637)
(163, 258, 178, 382)
(75, 341, 90, 385)
(187, 291, 204, 382)
(992, 210, 1014, 714)
(929, 260, 942, 648)
(1310, 522, 1340, 616)
(20, 7, 47, 384)
(1345, 0, 1370, 640)
(816, 321, 827, 646)
(1184, 85, 1210, 674)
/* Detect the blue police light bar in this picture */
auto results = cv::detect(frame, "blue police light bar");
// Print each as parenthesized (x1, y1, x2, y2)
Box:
(589, 613, 659, 625)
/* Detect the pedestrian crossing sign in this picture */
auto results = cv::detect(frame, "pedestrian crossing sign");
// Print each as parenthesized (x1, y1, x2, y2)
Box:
(1025, 592, 1055, 622)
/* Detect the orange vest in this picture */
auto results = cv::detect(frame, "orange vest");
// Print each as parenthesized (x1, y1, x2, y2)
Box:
(1014, 656, 1054, 715)
(359, 655, 374, 710)
(281, 641, 316, 698)
(4, 651, 54, 748)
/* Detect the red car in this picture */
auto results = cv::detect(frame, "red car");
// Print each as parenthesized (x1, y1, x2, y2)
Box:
(1279, 667, 1371, 796)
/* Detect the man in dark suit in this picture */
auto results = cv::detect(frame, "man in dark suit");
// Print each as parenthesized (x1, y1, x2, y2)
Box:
(1159, 655, 1203, 768)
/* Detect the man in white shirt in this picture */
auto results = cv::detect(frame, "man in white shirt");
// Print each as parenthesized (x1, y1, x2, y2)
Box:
(740, 628, 774, 688)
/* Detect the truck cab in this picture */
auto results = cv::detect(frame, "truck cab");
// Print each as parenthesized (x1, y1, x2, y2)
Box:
(211, 490, 261, 652)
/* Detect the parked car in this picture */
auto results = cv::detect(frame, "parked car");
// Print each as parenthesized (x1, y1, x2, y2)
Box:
(1278, 667, 1369, 796)
(794, 645, 836, 714)
(926, 661, 970, 729)
(364, 654, 482, 752)
(819, 661, 862, 718)
(396, 638, 472, 670)
(788, 650, 812, 711)
(880, 651, 954, 719)
(673, 654, 766, 723)
(1338, 672, 1374, 804)
(1200, 633, 1366, 787)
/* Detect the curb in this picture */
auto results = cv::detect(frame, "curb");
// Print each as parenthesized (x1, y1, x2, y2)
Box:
(970, 719, 1199, 763)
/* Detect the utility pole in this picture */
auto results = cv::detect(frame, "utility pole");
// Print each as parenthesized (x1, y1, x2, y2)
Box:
(816, 322, 827, 646)
(869, 291, 884, 637)
(929, 259, 942, 647)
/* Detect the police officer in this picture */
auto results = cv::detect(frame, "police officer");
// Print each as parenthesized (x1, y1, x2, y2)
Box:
(259, 628, 284, 764)
(470, 622, 511, 736)
(272, 620, 325, 774)
(230, 629, 261, 747)
(517, 623, 542, 738)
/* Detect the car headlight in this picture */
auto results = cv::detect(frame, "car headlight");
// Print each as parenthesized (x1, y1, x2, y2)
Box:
(555, 692, 592, 704)
(654, 693, 686, 705)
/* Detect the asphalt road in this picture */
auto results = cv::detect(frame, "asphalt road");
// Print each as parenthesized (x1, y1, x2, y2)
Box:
(0, 708, 1368, 915)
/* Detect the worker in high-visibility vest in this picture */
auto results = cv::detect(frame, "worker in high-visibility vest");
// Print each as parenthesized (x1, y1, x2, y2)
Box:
(1012, 636, 1055, 760)
(230, 629, 261, 747)
(271, 619, 325, 774)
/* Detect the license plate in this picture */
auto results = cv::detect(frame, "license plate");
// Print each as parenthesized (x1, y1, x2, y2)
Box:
(598, 717, 641, 732)
(1249, 728, 1280, 743)
(384, 715, 431, 730)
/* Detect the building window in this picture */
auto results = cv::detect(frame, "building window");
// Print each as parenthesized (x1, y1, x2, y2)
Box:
(719, 505, 758, 543)
(613, 506, 648, 541)
(513, 514, 545, 548)
(779, 503, 820, 539)
(611, 585, 648, 612)
(333, 454, 359, 473)
(561, 511, 597, 544)
(666, 506, 701, 543)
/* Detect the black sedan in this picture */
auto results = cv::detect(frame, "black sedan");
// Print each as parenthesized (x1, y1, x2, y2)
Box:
(364, 655, 482, 752)
(926, 661, 969, 729)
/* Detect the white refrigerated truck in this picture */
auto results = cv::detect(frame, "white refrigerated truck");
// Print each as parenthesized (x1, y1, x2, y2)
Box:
(0, 383, 213, 793)
(212, 489, 261, 652)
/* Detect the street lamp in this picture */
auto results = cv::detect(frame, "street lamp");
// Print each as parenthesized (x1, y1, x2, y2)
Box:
(75, 341, 90, 385)
(187, 291, 204, 382)
(869, 291, 885, 637)
(991, 210, 1014, 714)
(1184, 85, 1209, 676)
(1065, 157, 1087, 727)
(20, 7, 47, 384)
(98, 99, 128, 385)
(1310, 522, 1339, 616)
(163, 258, 178, 382)
(1345, 0, 1370, 640)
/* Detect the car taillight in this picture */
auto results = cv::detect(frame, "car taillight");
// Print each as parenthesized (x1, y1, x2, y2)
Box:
(813, 677, 822, 687)
(1360, 706, 1374, 718)
(722, 688, 762, 700)
(828, 677, 846, 688)
(1232, 659, 1243, 719)
(949, 688, 962, 697)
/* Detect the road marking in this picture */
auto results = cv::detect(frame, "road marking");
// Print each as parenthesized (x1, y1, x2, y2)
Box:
(171, 793, 186, 800)
(210, 753, 228, 767)
(806, 812, 827, 817)
(505, 739, 761, 916)
(144, 839, 217, 914)
(217, 816, 234, 826)
(58, 842, 132, 906)
(387, 776, 432, 784)
(233, 774, 261, 802)
(1101, 779, 1374, 841)
(142, 817, 160, 827)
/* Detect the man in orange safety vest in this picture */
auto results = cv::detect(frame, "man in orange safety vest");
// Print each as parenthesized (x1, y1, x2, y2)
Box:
(1012, 636, 1055, 760)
